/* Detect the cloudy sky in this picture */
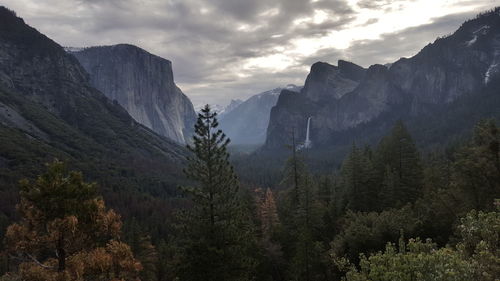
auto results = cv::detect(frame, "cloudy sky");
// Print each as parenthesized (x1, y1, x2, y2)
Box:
(1, 0, 498, 106)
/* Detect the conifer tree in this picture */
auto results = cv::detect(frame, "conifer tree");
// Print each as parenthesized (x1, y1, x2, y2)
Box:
(340, 144, 378, 212)
(176, 105, 257, 281)
(451, 119, 500, 211)
(3, 160, 141, 281)
(279, 148, 326, 281)
(375, 121, 423, 208)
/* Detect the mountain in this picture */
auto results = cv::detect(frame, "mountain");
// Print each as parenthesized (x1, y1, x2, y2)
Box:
(0, 6, 187, 230)
(70, 45, 196, 144)
(265, 8, 500, 149)
(219, 85, 301, 145)
(221, 99, 244, 116)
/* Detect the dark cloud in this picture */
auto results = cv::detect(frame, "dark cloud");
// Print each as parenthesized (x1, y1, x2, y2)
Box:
(2, 0, 497, 105)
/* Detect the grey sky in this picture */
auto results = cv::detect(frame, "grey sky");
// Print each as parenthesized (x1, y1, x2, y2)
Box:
(1, 0, 498, 106)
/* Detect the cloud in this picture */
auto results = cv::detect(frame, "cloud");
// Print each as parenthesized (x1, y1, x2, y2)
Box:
(0, 0, 497, 105)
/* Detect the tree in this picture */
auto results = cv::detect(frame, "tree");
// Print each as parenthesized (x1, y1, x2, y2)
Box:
(340, 144, 378, 212)
(337, 238, 474, 281)
(330, 206, 420, 263)
(278, 148, 328, 281)
(176, 105, 257, 281)
(259, 188, 280, 240)
(3, 160, 141, 281)
(335, 203, 500, 281)
(451, 119, 500, 211)
(375, 121, 423, 208)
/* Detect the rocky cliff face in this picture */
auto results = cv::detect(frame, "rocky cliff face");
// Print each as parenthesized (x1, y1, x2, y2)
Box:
(0, 6, 186, 170)
(219, 85, 301, 145)
(71, 45, 196, 144)
(265, 8, 500, 148)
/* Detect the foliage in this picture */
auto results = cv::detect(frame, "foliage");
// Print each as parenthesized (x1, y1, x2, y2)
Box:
(331, 206, 420, 263)
(337, 205, 500, 281)
(175, 105, 258, 281)
(338, 239, 474, 281)
(374, 121, 423, 208)
(451, 119, 500, 211)
(2, 160, 141, 280)
(339, 144, 378, 212)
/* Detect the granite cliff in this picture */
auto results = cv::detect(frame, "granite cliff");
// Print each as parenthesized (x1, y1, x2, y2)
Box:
(71, 45, 196, 144)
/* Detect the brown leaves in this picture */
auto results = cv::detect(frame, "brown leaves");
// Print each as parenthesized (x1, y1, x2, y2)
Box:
(3, 160, 142, 280)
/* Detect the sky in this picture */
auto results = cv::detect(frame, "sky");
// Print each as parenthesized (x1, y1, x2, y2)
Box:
(1, 0, 498, 106)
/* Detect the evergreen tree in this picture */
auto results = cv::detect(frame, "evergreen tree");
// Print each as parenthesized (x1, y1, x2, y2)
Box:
(176, 105, 257, 281)
(279, 149, 327, 281)
(3, 160, 141, 281)
(375, 121, 423, 208)
(340, 144, 378, 212)
(451, 119, 500, 211)
(124, 218, 158, 281)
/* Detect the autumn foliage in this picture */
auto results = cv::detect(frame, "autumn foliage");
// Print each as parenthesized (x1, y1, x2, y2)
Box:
(3, 160, 141, 281)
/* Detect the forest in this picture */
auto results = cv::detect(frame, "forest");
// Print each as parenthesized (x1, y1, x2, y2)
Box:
(0, 105, 498, 281)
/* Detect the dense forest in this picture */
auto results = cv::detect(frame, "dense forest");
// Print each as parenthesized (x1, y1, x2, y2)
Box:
(0, 105, 498, 281)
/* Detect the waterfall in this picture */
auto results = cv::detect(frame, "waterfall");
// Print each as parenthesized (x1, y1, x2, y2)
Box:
(304, 116, 312, 149)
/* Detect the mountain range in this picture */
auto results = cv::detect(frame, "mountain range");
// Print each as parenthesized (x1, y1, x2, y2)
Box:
(1, 4, 500, 223)
(219, 85, 301, 145)
(0, 7, 188, 228)
(264, 8, 500, 151)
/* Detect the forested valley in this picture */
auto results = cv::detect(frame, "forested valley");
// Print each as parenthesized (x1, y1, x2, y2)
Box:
(0, 4, 499, 281)
(1, 106, 498, 281)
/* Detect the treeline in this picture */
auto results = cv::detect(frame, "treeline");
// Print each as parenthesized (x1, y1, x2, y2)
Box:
(0, 107, 498, 280)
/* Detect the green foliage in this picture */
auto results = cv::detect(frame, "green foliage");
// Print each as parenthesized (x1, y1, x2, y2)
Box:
(451, 119, 500, 211)
(339, 144, 378, 212)
(340, 239, 474, 281)
(331, 206, 420, 263)
(19, 160, 98, 221)
(374, 121, 423, 208)
(175, 105, 258, 281)
(277, 151, 333, 281)
(337, 206, 500, 281)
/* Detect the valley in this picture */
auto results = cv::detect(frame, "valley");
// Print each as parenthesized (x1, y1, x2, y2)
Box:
(0, 3, 498, 281)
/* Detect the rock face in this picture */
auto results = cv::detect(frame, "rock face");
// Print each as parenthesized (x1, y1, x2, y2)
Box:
(71, 45, 196, 144)
(0, 6, 186, 170)
(219, 85, 301, 145)
(265, 8, 500, 148)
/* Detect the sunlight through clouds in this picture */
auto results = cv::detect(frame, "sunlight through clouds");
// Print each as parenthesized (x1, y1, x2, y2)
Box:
(1, 0, 497, 105)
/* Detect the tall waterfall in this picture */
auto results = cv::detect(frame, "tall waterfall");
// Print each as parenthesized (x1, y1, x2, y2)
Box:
(304, 116, 312, 149)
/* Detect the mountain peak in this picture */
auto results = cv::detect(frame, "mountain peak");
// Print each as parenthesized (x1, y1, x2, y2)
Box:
(71, 44, 195, 144)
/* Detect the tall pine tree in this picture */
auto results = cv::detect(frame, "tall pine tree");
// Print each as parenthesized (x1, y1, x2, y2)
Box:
(375, 121, 423, 208)
(340, 144, 378, 212)
(451, 119, 500, 211)
(176, 105, 257, 281)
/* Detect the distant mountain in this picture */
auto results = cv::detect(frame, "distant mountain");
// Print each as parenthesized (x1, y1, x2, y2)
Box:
(265, 8, 500, 150)
(220, 85, 301, 145)
(195, 99, 243, 117)
(70, 45, 196, 144)
(0, 6, 187, 226)
(222, 99, 244, 116)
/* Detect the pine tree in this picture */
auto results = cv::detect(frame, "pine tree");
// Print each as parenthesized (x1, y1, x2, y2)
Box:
(375, 121, 423, 208)
(451, 119, 500, 211)
(340, 144, 378, 212)
(176, 105, 257, 281)
(3, 160, 141, 281)
(279, 148, 326, 281)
